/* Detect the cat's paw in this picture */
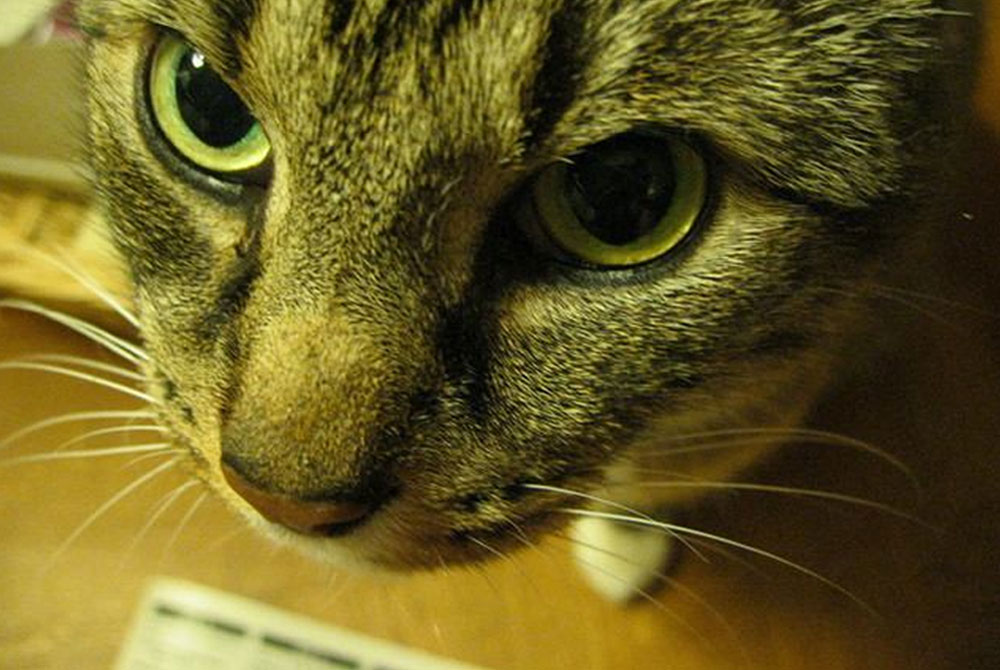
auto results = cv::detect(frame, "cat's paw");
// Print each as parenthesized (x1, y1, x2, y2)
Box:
(570, 514, 676, 604)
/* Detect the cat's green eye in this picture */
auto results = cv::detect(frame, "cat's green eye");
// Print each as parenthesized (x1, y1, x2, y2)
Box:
(148, 35, 271, 176)
(517, 134, 707, 267)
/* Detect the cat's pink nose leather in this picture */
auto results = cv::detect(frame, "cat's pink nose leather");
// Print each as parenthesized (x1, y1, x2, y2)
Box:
(221, 463, 371, 535)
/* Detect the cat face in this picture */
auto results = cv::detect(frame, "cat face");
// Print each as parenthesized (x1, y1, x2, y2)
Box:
(78, 0, 954, 569)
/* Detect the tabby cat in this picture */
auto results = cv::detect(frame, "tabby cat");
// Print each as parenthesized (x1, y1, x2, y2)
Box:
(71, 0, 973, 600)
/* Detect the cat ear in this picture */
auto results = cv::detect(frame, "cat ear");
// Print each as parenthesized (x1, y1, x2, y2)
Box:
(0, 193, 132, 333)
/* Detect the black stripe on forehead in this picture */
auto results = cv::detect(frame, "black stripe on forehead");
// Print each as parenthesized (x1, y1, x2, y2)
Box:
(205, 0, 259, 77)
(334, 0, 432, 81)
(370, 0, 430, 51)
(522, 0, 592, 151)
(208, 0, 258, 38)
(325, 0, 357, 42)
(430, 0, 487, 51)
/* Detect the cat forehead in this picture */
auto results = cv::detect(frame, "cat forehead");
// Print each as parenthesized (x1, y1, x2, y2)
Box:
(80, 0, 946, 207)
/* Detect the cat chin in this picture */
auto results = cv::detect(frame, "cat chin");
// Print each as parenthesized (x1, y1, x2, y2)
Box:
(240, 512, 397, 573)
(248, 506, 679, 604)
(224, 484, 678, 602)
(225, 495, 569, 574)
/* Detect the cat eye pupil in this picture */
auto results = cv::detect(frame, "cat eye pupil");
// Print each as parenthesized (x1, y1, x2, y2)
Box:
(174, 47, 256, 149)
(566, 139, 677, 246)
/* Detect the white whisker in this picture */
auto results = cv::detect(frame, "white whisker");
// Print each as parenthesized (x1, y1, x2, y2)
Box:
(51, 424, 168, 452)
(0, 361, 156, 404)
(650, 427, 916, 487)
(821, 286, 962, 330)
(522, 483, 707, 561)
(160, 490, 208, 562)
(42, 458, 179, 575)
(45, 249, 141, 329)
(556, 507, 879, 618)
(469, 531, 542, 596)
(503, 518, 537, 551)
(555, 532, 708, 644)
(0, 409, 155, 451)
(627, 467, 702, 481)
(683, 537, 771, 580)
(0, 299, 147, 364)
(201, 526, 251, 555)
(467, 535, 507, 562)
(551, 530, 746, 664)
(16, 353, 144, 381)
(602, 478, 927, 526)
(121, 450, 178, 470)
(121, 481, 199, 568)
(2, 443, 173, 466)
(866, 282, 997, 319)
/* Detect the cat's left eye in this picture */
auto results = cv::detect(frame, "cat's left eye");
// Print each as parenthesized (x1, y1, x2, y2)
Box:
(147, 34, 271, 179)
(514, 133, 708, 268)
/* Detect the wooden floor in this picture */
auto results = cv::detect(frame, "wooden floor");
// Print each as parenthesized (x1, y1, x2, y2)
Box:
(1, 14, 999, 670)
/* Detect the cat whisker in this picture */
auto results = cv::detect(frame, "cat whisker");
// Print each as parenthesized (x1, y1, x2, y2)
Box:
(41, 457, 179, 575)
(466, 535, 509, 563)
(0, 299, 148, 364)
(551, 531, 709, 645)
(10, 242, 140, 328)
(502, 518, 577, 603)
(467, 532, 540, 594)
(627, 466, 703, 481)
(470, 556, 503, 599)
(503, 518, 538, 552)
(601, 477, 930, 528)
(1, 443, 174, 466)
(14, 353, 144, 381)
(549, 530, 748, 665)
(820, 286, 963, 330)
(477, 521, 545, 597)
(864, 282, 997, 319)
(48, 424, 168, 453)
(120, 449, 179, 471)
(648, 427, 916, 488)
(40, 247, 140, 329)
(522, 483, 708, 562)
(0, 409, 155, 451)
(555, 507, 879, 618)
(200, 524, 250, 556)
(0, 360, 156, 404)
(505, 519, 721, 654)
(120, 480, 199, 569)
(160, 490, 208, 563)
(682, 537, 771, 581)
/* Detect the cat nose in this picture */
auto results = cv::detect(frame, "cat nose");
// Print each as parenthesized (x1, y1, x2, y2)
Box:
(221, 462, 372, 535)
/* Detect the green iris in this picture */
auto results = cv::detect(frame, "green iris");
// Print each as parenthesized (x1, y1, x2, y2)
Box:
(148, 35, 270, 174)
(519, 134, 707, 267)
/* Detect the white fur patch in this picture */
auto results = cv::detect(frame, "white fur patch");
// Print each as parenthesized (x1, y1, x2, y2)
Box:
(570, 515, 675, 603)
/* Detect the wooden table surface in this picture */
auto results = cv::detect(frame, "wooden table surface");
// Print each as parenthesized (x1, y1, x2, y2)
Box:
(1, 8, 999, 670)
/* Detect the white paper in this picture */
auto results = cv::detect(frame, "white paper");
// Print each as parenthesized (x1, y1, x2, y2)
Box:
(115, 577, 491, 670)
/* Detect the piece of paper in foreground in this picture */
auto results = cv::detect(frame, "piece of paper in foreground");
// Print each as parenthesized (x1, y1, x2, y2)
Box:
(115, 577, 492, 670)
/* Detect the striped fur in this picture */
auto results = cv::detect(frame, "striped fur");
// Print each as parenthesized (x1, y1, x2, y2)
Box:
(77, 0, 974, 570)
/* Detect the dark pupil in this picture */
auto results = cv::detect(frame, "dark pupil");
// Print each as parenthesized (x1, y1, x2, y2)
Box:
(565, 136, 677, 246)
(175, 48, 255, 148)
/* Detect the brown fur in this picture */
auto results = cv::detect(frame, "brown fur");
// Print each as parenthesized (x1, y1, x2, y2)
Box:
(73, 0, 975, 570)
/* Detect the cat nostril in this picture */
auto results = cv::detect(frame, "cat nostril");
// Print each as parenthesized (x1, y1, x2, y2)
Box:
(221, 462, 372, 536)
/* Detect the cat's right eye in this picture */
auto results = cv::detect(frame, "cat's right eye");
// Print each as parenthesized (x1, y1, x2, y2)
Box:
(514, 133, 708, 268)
(147, 34, 271, 180)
